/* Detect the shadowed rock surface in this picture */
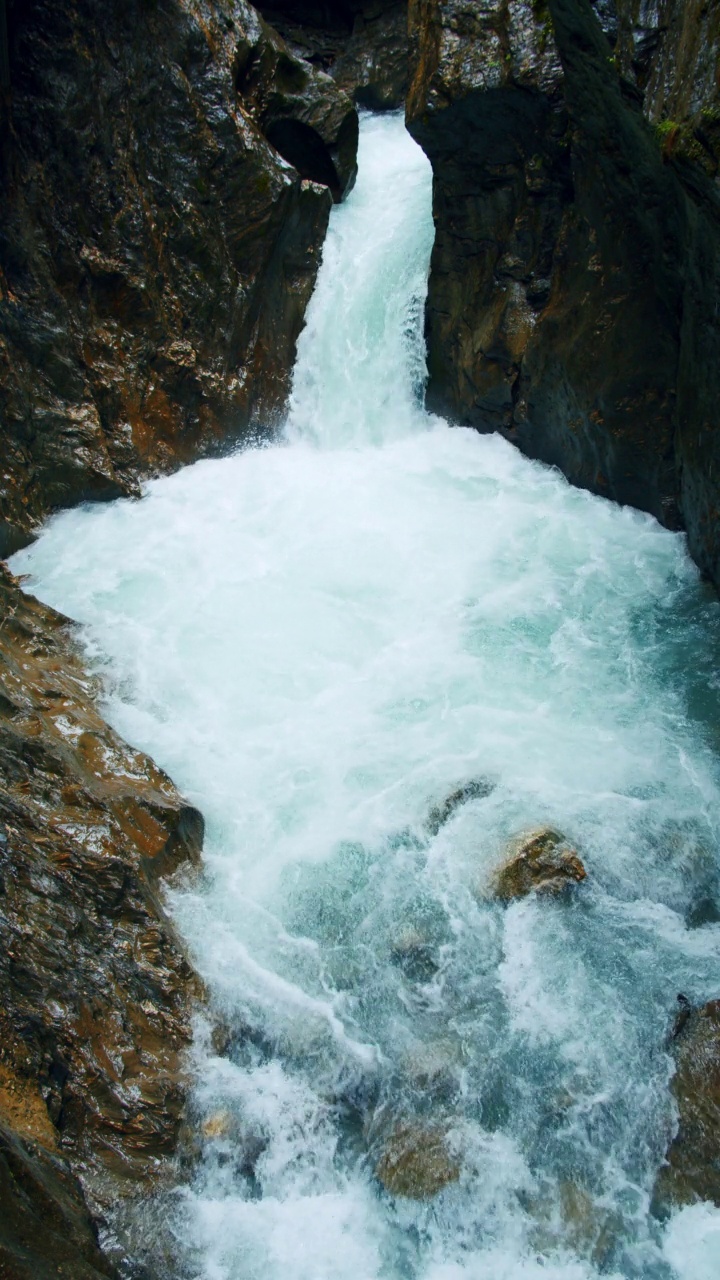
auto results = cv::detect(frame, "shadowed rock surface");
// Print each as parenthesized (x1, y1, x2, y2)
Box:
(0, 0, 358, 557)
(406, 0, 720, 586)
(254, 0, 409, 110)
(0, 1120, 116, 1280)
(0, 563, 205, 1272)
(655, 997, 720, 1209)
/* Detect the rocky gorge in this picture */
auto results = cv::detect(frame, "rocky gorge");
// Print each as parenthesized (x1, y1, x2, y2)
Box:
(406, 0, 720, 586)
(1, 0, 720, 1277)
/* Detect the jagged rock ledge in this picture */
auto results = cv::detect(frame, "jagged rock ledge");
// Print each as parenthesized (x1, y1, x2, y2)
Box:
(0, 562, 205, 1277)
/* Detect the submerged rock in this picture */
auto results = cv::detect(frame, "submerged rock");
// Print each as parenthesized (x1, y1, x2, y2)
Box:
(655, 997, 720, 1209)
(0, 565, 204, 1267)
(528, 1178, 623, 1266)
(425, 777, 495, 836)
(390, 927, 439, 982)
(492, 827, 587, 901)
(375, 1122, 460, 1199)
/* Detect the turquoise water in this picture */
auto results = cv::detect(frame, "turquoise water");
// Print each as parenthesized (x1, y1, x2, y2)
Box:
(12, 114, 720, 1279)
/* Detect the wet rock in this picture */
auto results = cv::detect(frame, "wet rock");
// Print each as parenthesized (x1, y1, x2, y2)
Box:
(239, 22, 358, 200)
(0, 1120, 116, 1280)
(401, 1039, 463, 1094)
(0, 563, 204, 1241)
(425, 777, 495, 836)
(655, 997, 720, 1208)
(614, 1, 720, 178)
(406, 0, 720, 587)
(0, 0, 358, 557)
(492, 827, 587, 901)
(528, 1178, 623, 1267)
(375, 1122, 460, 1198)
(254, 1, 410, 110)
(201, 1111, 236, 1142)
(390, 927, 439, 982)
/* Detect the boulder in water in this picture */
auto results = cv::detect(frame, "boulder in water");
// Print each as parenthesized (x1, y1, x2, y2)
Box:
(492, 827, 587, 901)
(375, 1123, 460, 1199)
(655, 997, 720, 1208)
(425, 778, 495, 836)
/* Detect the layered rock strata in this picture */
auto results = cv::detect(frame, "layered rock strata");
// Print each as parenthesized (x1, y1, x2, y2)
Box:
(406, 0, 720, 585)
(0, 563, 204, 1275)
(0, 0, 358, 557)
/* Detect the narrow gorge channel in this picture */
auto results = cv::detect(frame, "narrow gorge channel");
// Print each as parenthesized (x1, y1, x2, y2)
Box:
(11, 113, 720, 1279)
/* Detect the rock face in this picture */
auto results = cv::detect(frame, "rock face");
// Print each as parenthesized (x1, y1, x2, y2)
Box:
(614, 1, 720, 177)
(406, 0, 720, 586)
(0, 0, 358, 557)
(492, 827, 586, 900)
(655, 997, 720, 1209)
(0, 564, 204, 1271)
(254, 0, 410, 110)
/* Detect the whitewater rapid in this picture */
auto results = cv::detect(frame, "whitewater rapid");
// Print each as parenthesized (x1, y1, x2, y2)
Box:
(11, 114, 720, 1280)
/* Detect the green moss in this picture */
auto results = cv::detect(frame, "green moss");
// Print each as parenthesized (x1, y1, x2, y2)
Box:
(654, 117, 716, 175)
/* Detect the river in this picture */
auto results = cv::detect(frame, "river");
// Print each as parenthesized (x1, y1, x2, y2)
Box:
(11, 112, 720, 1280)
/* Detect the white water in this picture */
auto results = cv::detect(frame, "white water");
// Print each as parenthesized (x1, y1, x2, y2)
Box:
(11, 115, 720, 1279)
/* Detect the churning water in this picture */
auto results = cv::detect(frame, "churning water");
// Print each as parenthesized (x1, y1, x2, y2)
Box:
(11, 114, 720, 1279)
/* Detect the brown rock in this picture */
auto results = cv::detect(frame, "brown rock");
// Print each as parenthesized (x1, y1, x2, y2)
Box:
(492, 827, 587, 901)
(529, 1179, 623, 1266)
(0, 1120, 116, 1280)
(0, 563, 204, 1265)
(0, 0, 358, 557)
(655, 998, 720, 1208)
(375, 1122, 460, 1199)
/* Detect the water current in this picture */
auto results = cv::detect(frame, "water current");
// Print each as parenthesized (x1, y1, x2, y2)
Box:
(11, 113, 720, 1279)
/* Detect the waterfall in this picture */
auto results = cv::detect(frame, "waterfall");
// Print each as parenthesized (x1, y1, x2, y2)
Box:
(11, 113, 720, 1280)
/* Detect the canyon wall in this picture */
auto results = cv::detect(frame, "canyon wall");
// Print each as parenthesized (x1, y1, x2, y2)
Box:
(0, 0, 358, 558)
(406, 0, 720, 586)
(0, 1, 363, 1272)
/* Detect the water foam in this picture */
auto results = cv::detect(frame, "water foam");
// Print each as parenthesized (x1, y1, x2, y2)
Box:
(11, 113, 720, 1279)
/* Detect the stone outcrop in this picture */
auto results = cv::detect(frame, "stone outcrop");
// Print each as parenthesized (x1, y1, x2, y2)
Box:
(0, 0, 358, 558)
(0, 564, 204, 1272)
(406, 0, 720, 586)
(655, 997, 720, 1209)
(492, 827, 587, 900)
(254, 0, 410, 110)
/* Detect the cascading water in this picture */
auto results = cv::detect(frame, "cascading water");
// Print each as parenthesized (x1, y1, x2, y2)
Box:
(11, 114, 720, 1279)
